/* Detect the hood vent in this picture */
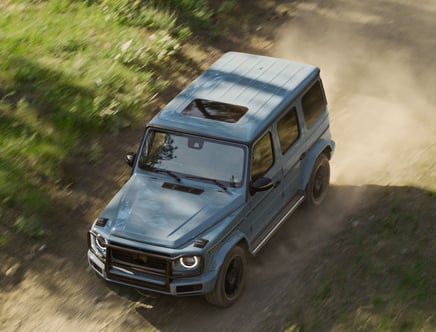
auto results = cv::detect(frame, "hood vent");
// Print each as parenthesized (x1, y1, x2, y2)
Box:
(162, 182, 204, 195)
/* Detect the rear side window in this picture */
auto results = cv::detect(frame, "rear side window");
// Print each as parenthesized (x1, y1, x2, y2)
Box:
(251, 133, 274, 180)
(301, 81, 326, 128)
(277, 107, 300, 153)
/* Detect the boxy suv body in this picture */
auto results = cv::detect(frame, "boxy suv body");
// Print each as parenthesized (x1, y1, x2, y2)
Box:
(88, 52, 335, 307)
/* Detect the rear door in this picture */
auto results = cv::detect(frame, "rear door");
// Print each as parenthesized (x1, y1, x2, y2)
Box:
(276, 105, 306, 203)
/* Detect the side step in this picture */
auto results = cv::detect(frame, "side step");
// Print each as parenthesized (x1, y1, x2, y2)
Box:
(251, 191, 305, 255)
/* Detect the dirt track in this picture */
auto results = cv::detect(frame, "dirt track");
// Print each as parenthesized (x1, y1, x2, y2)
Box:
(1, 0, 435, 331)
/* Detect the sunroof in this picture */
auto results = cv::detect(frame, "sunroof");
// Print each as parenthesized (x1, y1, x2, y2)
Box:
(182, 99, 248, 123)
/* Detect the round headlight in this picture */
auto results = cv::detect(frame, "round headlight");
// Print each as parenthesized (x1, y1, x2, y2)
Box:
(95, 235, 107, 251)
(90, 233, 107, 258)
(179, 256, 199, 269)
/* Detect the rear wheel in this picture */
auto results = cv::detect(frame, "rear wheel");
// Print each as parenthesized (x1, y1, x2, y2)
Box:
(305, 154, 330, 207)
(205, 246, 246, 307)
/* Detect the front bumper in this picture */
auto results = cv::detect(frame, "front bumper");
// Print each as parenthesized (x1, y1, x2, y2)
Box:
(87, 249, 217, 296)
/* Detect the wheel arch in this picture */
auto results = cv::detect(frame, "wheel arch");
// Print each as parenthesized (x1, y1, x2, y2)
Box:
(205, 232, 249, 307)
(302, 140, 334, 189)
(208, 231, 249, 272)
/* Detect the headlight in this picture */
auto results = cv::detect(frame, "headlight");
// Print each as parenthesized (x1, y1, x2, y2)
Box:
(172, 255, 202, 276)
(95, 235, 107, 251)
(89, 232, 107, 259)
(180, 256, 199, 269)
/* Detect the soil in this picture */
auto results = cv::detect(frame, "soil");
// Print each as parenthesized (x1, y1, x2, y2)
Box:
(1, 0, 435, 331)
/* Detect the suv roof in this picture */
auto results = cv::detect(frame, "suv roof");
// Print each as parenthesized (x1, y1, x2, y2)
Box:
(150, 52, 319, 143)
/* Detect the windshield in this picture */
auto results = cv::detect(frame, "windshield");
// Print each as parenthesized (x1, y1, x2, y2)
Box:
(138, 129, 246, 186)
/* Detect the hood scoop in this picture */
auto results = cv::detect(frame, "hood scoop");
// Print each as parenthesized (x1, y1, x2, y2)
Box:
(162, 182, 204, 195)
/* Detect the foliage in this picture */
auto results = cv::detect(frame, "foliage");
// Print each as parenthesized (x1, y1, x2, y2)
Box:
(0, 0, 211, 236)
(218, 0, 238, 15)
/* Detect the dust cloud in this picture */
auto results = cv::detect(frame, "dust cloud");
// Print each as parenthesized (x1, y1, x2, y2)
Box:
(274, 0, 436, 187)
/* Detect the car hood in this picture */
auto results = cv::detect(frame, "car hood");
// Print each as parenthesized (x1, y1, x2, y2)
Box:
(101, 173, 244, 249)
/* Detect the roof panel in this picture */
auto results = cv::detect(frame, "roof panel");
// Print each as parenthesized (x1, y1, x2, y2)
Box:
(150, 52, 319, 142)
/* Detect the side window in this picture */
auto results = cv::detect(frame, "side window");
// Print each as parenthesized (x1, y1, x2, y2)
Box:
(251, 132, 274, 180)
(301, 81, 326, 128)
(277, 107, 300, 153)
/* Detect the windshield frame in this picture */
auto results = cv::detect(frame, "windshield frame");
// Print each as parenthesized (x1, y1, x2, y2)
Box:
(135, 126, 248, 188)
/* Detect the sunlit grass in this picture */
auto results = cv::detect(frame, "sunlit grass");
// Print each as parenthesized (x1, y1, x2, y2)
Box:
(0, 0, 211, 237)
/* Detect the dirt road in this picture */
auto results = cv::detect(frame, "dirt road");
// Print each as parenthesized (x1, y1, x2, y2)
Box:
(1, 0, 435, 331)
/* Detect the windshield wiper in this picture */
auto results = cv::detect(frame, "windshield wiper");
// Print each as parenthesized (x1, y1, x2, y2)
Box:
(186, 175, 227, 192)
(154, 169, 181, 182)
(211, 179, 227, 192)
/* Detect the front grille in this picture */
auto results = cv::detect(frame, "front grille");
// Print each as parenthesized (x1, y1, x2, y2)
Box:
(111, 247, 168, 273)
(106, 243, 171, 290)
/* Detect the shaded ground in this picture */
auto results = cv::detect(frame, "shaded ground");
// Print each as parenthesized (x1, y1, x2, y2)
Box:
(263, 185, 436, 331)
(1, 0, 435, 331)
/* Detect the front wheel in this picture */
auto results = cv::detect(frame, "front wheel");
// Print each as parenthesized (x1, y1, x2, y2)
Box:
(205, 246, 246, 307)
(305, 154, 330, 207)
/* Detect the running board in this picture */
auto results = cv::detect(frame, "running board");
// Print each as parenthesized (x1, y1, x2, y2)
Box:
(252, 192, 305, 255)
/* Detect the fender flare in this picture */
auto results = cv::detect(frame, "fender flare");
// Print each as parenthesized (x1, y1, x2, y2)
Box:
(302, 139, 334, 189)
(208, 230, 249, 272)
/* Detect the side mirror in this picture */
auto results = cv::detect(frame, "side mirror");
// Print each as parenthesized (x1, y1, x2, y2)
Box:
(250, 176, 273, 195)
(125, 152, 136, 167)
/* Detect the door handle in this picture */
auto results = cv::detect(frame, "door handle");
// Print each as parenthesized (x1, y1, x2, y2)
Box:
(300, 152, 307, 160)
(274, 180, 281, 188)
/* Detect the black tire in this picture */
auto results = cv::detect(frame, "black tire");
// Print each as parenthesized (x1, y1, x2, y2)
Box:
(305, 154, 330, 207)
(205, 246, 246, 307)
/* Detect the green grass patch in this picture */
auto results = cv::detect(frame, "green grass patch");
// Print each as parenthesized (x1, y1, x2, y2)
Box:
(0, 0, 211, 236)
(0, 234, 8, 247)
(14, 215, 46, 239)
(280, 187, 436, 331)
(218, 0, 238, 15)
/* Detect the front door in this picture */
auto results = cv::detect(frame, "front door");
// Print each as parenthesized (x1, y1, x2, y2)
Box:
(244, 131, 284, 247)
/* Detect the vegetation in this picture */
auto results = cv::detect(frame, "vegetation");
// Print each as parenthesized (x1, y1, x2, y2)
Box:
(0, 1, 434, 331)
(282, 186, 436, 331)
(0, 0, 210, 238)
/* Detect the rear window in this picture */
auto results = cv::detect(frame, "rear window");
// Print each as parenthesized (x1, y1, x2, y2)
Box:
(301, 81, 326, 128)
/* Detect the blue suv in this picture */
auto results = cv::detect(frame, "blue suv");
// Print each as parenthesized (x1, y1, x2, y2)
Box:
(88, 52, 335, 307)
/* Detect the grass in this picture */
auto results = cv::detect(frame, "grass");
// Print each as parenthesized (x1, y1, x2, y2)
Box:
(0, 0, 211, 238)
(218, 0, 238, 15)
(13, 215, 46, 239)
(0, 234, 7, 247)
(281, 186, 436, 331)
(1, 1, 433, 330)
